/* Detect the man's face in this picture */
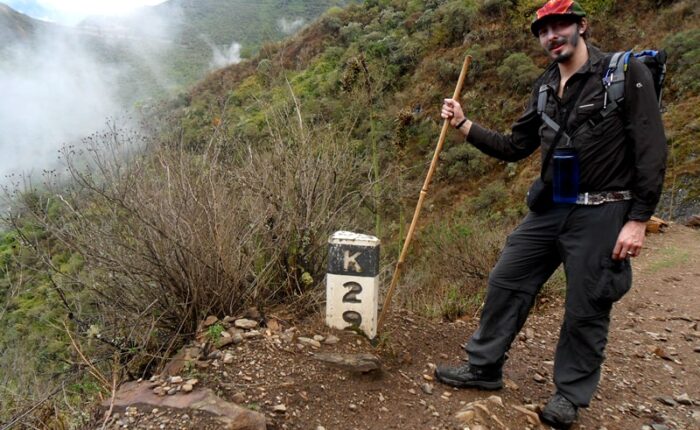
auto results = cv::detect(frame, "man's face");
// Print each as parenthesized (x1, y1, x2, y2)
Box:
(537, 18, 581, 63)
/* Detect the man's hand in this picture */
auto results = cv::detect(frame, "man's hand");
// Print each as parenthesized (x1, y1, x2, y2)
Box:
(612, 220, 647, 260)
(441, 99, 471, 135)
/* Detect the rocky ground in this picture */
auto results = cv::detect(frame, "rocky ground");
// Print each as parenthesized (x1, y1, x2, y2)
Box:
(94, 224, 700, 430)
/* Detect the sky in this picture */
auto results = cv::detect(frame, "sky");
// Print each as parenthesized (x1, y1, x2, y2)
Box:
(4, 0, 168, 25)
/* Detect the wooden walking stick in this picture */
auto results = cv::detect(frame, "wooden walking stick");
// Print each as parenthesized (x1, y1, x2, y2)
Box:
(377, 54, 472, 332)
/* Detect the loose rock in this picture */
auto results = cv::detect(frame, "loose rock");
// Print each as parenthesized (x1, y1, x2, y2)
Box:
(313, 352, 381, 373)
(235, 319, 259, 330)
(203, 316, 218, 327)
(324, 335, 340, 345)
(675, 393, 693, 405)
(298, 337, 322, 348)
(243, 330, 262, 339)
(656, 396, 677, 407)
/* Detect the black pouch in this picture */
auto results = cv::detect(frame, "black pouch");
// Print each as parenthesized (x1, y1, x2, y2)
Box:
(526, 178, 553, 213)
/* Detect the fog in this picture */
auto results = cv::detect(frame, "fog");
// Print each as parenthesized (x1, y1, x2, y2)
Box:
(0, 7, 180, 181)
(209, 40, 242, 70)
(278, 17, 305, 35)
(0, 34, 119, 178)
(0, 6, 313, 183)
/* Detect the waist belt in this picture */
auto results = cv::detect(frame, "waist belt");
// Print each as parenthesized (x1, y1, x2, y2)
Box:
(576, 190, 632, 205)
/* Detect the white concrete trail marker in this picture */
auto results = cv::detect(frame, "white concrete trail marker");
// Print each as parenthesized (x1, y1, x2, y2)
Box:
(326, 231, 380, 339)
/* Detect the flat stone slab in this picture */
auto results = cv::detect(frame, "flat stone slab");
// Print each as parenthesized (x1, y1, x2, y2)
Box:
(104, 381, 266, 430)
(313, 352, 381, 373)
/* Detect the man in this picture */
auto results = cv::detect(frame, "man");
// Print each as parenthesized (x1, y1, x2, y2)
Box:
(436, 0, 667, 428)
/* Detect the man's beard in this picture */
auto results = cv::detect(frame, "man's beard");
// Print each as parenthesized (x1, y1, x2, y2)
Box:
(550, 30, 580, 63)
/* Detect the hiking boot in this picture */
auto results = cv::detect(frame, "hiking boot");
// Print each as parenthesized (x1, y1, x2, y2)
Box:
(540, 393, 578, 429)
(434, 363, 503, 390)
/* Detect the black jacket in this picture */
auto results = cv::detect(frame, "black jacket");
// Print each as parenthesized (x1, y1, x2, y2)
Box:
(466, 44, 667, 221)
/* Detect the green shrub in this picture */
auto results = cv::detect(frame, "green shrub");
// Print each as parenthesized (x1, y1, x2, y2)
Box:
(431, 1, 478, 48)
(481, 0, 514, 16)
(664, 29, 700, 94)
(207, 323, 225, 343)
(469, 180, 509, 213)
(440, 142, 489, 179)
(497, 52, 542, 94)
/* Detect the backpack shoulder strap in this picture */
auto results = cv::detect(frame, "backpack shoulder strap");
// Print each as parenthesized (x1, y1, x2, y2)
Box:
(601, 51, 629, 114)
(537, 84, 562, 133)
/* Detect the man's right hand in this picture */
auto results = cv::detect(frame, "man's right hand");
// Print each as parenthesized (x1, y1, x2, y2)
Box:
(441, 98, 471, 136)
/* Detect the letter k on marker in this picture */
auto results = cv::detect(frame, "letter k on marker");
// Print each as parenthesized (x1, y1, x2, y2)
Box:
(343, 251, 362, 272)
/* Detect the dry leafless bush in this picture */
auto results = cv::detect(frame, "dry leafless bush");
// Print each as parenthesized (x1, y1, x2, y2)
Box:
(14, 109, 373, 377)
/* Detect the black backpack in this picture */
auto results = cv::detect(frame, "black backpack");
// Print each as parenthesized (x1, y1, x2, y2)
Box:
(602, 50, 667, 109)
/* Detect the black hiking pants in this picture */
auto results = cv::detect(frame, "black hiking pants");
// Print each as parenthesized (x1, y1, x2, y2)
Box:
(466, 201, 632, 407)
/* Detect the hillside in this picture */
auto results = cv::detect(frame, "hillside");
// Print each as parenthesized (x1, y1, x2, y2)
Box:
(0, 0, 357, 102)
(0, 3, 40, 45)
(1, 0, 699, 427)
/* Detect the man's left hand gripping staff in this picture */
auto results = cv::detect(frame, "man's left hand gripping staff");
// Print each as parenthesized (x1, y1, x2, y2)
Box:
(442, 99, 472, 136)
(613, 220, 646, 260)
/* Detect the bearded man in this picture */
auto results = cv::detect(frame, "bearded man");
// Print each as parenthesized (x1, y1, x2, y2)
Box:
(436, 0, 667, 428)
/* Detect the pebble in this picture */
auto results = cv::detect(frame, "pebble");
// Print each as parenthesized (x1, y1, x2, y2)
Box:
(455, 409, 476, 424)
(232, 392, 246, 403)
(169, 376, 183, 384)
(349, 403, 357, 411)
(235, 319, 259, 329)
(181, 383, 193, 393)
(243, 330, 262, 339)
(487, 395, 503, 407)
(421, 383, 434, 395)
(324, 335, 340, 345)
(533, 373, 546, 383)
(272, 404, 287, 413)
(655, 396, 677, 407)
(505, 378, 520, 390)
(298, 337, 322, 348)
(675, 393, 692, 405)
(313, 335, 325, 342)
(223, 352, 234, 364)
(203, 315, 218, 327)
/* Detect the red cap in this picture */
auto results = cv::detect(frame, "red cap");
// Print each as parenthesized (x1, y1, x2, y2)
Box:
(531, 0, 587, 36)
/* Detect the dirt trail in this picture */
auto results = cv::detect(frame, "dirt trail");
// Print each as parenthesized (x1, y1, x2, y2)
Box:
(99, 224, 700, 430)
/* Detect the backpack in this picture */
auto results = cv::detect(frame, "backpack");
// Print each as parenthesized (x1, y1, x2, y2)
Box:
(537, 50, 668, 131)
(602, 50, 667, 109)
